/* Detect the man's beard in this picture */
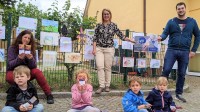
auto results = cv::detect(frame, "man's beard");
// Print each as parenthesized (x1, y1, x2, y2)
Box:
(178, 12, 186, 18)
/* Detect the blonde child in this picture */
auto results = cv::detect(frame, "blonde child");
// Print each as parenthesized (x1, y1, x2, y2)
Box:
(1, 65, 44, 112)
(122, 76, 151, 112)
(67, 69, 101, 112)
(146, 77, 176, 112)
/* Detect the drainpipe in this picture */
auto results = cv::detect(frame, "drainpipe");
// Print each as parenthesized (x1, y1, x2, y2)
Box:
(143, 0, 146, 36)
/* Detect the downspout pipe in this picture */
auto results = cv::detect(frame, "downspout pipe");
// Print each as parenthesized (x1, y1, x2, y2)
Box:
(143, 0, 146, 36)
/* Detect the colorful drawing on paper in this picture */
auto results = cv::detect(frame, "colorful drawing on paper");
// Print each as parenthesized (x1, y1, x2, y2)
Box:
(113, 39, 119, 49)
(150, 59, 161, 68)
(84, 45, 94, 60)
(0, 26, 5, 39)
(137, 58, 147, 68)
(132, 32, 144, 40)
(40, 32, 59, 46)
(147, 34, 159, 52)
(123, 57, 134, 67)
(60, 37, 72, 52)
(16, 27, 35, 38)
(134, 36, 159, 52)
(65, 53, 81, 63)
(0, 49, 5, 62)
(85, 29, 94, 45)
(42, 19, 58, 32)
(112, 56, 120, 66)
(122, 41, 133, 50)
(43, 51, 57, 67)
(18, 16, 37, 30)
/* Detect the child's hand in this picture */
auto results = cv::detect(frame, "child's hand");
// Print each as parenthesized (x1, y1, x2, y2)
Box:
(145, 104, 152, 108)
(19, 105, 27, 111)
(170, 106, 176, 112)
(27, 104, 33, 110)
(138, 105, 146, 109)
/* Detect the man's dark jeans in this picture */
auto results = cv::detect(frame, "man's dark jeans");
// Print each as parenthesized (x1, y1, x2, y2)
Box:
(162, 49, 189, 95)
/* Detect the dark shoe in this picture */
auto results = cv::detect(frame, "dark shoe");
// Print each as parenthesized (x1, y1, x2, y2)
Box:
(95, 87, 104, 94)
(47, 94, 54, 104)
(105, 86, 110, 92)
(175, 94, 186, 103)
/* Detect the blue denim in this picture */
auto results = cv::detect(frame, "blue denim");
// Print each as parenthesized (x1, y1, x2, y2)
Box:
(162, 49, 189, 95)
(1, 104, 44, 112)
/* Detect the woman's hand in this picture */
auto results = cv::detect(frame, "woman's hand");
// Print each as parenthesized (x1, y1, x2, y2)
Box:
(26, 54, 33, 59)
(92, 49, 96, 55)
(18, 53, 26, 59)
(124, 37, 135, 43)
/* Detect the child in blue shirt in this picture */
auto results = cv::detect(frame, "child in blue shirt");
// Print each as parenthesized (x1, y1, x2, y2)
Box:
(122, 76, 151, 112)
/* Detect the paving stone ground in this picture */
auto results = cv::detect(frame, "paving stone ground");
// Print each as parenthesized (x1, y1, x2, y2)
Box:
(0, 75, 200, 112)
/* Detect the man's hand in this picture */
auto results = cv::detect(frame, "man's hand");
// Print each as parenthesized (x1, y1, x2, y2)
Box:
(157, 36, 162, 42)
(189, 52, 195, 58)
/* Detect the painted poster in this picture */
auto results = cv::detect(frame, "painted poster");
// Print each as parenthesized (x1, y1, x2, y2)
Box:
(137, 58, 147, 68)
(18, 16, 37, 30)
(112, 56, 120, 66)
(123, 57, 134, 67)
(42, 19, 58, 32)
(16, 27, 35, 38)
(40, 32, 59, 46)
(65, 53, 81, 63)
(60, 37, 72, 52)
(85, 29, 94, 45)
(147, 34, 159, 52)
(0, 26, 5, 39)
(134, 36, 149, 52)
(43, 51, 57, 67)
(132, 32, 144, 40)
(84, 45, 94, 60)
(150, 59, 161, 68)
(113, 39, 119, 49)
(122, 41, 133, 50)
(0, 49, 5, 62)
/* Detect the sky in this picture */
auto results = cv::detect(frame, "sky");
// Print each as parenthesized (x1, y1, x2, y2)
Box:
(20, 0, 87, 13)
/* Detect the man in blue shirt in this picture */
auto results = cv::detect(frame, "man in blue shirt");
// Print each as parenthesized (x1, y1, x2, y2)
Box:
(158, 2, 200, 103)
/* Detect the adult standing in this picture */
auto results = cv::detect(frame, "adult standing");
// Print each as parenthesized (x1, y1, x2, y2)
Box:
(93, 9, 134, 94)
(158, 2, 200, 102)
(6, 30, 54, 104)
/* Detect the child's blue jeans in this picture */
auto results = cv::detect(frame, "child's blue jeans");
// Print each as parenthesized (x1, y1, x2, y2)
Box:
(1, 104, 44, 112)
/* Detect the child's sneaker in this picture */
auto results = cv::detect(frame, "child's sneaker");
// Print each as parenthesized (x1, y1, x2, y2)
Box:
(175, 94, 186, 103)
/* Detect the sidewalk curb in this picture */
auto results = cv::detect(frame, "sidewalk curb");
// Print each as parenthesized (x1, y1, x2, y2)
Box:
(0, 85, 189, 100)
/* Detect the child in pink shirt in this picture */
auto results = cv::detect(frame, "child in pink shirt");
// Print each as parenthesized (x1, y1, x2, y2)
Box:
(67, 69, 100, 112)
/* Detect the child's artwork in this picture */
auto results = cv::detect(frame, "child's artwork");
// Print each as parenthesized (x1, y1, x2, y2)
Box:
(0, 26, 5, 39)
(134, 36, 149, 52)
(172, 61, 178, 69)
(122, 41, 133, 50)
(60, 37, 72, 52)
(132, 32, 144, 40)
(18, 16, 37, 30)
(40, 32, 59, 46)
(113, 39, 119, 49)
(16, 27, 35, 38)
(147, 34, 159, 52)
(123, 57, 134, 67)
(19, 44, 25, 54)
(0, 49, 5, 62)
(41, 19, 58, 32)
(150, 59, 161, 68)
(85, 29, 94, 45)
(112, 56, 120, 66)
(65, 53, 81, 63)
(137, 58, 147, 68)
(25, 45, 31, 54)
(84, 45, 94, 60)
(43, 51, 57, 67)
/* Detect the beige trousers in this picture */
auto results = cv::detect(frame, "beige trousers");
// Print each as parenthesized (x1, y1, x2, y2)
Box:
(95, 47, 115, 88)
